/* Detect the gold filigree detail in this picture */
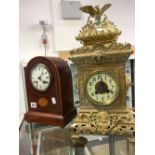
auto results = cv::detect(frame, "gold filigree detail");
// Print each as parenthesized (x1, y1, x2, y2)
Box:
(76, 16, 121, 45)
(71, 109, 135, 137)
(70, 42, 132, 55)
(69, 43, 133, 65)
(78, 74, 87, 104)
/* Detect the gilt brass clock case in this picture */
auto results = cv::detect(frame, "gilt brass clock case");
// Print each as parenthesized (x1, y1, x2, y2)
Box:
(69, 3, 135, 137)
(84, 71, 119, 106)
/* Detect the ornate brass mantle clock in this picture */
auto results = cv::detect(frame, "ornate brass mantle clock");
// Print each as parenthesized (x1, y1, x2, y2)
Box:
(69, 4, 135, 137)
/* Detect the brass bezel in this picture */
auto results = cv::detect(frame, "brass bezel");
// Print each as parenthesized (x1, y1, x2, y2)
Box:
(84, 71, 119, 106)
(30, 63, 52, 92)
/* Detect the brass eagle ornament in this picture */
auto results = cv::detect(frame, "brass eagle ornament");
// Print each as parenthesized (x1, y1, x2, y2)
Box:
(80, 3, 111, 22)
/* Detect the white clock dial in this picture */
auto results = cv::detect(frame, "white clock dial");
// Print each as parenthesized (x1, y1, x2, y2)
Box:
(85, 72, 119, 105)
(30, 63, 51, 91)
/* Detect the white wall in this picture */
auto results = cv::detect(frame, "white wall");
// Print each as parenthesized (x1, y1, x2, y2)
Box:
(19, 0, 135, 114)
(20, 0, 134, 61)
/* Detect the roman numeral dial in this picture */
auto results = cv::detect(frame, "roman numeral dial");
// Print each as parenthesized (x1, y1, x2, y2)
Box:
(85, 72, 119, 106)
(30, 63, 52, 92)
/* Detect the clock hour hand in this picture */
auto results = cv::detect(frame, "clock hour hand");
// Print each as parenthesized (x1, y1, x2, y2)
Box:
(42, 80, 48, 84)
(37, 76, 48, 84)
(38, 75, 42, 81)
(37, 72, 45, 81)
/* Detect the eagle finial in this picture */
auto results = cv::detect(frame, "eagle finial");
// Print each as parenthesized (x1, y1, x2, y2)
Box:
(80, 3, 111, 22)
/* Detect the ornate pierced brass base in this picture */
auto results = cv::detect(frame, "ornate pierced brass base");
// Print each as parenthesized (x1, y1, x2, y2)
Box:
(71, 108, 135, 137)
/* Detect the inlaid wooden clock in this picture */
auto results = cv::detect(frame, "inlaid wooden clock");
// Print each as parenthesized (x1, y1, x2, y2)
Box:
(69, 4, 135, 136)
(24, 56, 77, 127)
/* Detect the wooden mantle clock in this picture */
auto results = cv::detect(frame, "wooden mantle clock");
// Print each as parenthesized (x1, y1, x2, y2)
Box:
(69, 4, 135, 136)
(24, 56, 77, 127)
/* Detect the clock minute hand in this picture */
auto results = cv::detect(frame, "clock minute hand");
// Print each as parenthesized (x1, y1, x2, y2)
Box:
(38, 71, 44, 81)
(38, 75, 42, 81)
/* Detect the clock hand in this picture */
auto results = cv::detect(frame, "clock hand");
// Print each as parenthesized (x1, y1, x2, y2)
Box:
(41, 71, 44, 75)
(38, 72, 44, 81)
(100, 77, 114, 94)
(37, 76, 47, 83)
(38, 75, 42, 80)
(42, 80, 48, 84)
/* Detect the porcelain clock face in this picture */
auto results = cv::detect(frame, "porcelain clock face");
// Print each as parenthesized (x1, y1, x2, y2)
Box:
(30, 63, 52, 92)
(85, 72, 119, 106)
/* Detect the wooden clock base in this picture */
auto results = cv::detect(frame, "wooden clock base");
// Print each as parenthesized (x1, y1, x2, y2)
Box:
(25, 108, 77, 127)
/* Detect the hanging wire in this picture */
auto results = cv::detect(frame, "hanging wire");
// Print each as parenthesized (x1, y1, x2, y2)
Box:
(41, 22, 48, 56)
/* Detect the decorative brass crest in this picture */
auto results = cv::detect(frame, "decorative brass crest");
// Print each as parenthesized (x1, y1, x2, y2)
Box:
(77, 4, 121, 45)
